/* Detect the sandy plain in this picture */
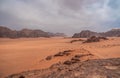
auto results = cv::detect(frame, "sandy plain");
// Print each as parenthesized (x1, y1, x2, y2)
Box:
(0, 37, 120, 78)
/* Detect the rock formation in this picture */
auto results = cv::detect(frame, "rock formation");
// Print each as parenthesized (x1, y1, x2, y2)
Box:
(72, 30, 100, 38)
(0, 26, 66, 38)
(83, 36, 108, 43)
(0, 26, 18, 38)
(72, 29, 120, 38)
(7, 58, 120, 78)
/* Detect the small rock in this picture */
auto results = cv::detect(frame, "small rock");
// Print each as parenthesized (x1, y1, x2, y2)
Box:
(54, 52, 64, 56)
(83, 36, 108, 43)
(71, 57, 80, 62)
(46, 56, 53, 60)
(63, 50, 72, 53)
(64, 60, 72, 65)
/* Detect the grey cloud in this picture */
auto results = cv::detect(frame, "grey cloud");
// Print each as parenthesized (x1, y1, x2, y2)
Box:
(58, 0, 84, 11)
(58, 0, 105, 11)
(0, 0, 119, 35)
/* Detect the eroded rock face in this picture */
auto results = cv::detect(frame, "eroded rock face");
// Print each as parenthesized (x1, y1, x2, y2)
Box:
(72, 30, 100, 38)
(72, 29, 120, 38)
(0, 26, 18, 38)
(18, 29, 50, 38)
(45, 50, 73, 61)
(104, 29, 120, 37)
(0, 26, 50, 38)
(7, 58, 120, 78)
(0, 26, 66, 38)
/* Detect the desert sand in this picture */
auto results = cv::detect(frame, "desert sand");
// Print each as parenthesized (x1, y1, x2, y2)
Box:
(0, 37, 120, 78)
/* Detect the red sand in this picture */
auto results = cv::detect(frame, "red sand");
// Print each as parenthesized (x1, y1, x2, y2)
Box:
(0, 37, 120, 78)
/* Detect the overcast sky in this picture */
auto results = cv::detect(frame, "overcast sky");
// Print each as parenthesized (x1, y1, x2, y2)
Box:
(0, 0, 120, 35)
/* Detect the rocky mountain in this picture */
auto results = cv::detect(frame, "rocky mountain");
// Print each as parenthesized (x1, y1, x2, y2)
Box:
(72, 29, 120, 38)
(72, 30, 100, 38)
(18, 29, 50, 38)
(0, 26, 66, 38)
(0, 26, 18, 38)
(103, 29, 120, 37)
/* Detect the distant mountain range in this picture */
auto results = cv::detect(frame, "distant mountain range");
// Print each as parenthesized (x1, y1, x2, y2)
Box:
(0, 26, 66, 38)
(72, 29, 120, 38)
(1, 26, 120, 38)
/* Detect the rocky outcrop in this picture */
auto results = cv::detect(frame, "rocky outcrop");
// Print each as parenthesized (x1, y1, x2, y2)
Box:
(18, 29, 50, 38)
(7, 58, 120, 78)
(72, 30, 100, 38)
(70, 39, 84, 43)
(0, 26, 18, 38)
(45, 50, 73, 61)
(0, 26, 66, 38)
(103, 29, 120, 37)
(83, 36, 108, 43)
(72, 29, 120, 38)
(6, 48, 120, 78)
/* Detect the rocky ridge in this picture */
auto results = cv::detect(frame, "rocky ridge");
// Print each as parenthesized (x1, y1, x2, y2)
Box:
(72, 29, 120, 38)
(7, 48, 120, 78)
(0, 26, 66, 38)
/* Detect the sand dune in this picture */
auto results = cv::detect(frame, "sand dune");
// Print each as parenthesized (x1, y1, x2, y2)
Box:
(0, 37, 120, 78)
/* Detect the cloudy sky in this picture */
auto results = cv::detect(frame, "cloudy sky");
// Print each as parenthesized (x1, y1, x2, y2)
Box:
(0, 0, 120, 35)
